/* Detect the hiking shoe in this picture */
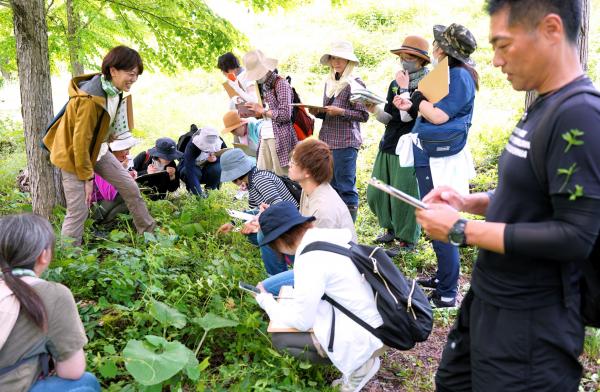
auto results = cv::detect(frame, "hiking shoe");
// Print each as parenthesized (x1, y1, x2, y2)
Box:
(396, 240, 415, 251)
(428, 292, 456, 309)
(338, 356, 381, 392)
(374, 231, 395, 244)
(417, 276, 439, 290)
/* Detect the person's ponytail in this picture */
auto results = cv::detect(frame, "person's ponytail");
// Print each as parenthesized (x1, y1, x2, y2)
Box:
(0, 214, 55, 332)
(0, 265, 48, 332)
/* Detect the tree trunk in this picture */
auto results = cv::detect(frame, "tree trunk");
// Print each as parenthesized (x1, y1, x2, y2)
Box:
(10, 0, 64, 217)
(66, 0, 84, 76)
(525, 0, 590, 109)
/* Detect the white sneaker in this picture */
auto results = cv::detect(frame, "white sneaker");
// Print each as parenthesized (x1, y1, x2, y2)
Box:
(339, 356, 380, 392)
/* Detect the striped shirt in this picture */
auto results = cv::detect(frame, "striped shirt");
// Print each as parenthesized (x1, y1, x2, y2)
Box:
(247, 167, 298, 209)
(260, 72, 297, 167)
(317, 78, 369, 150)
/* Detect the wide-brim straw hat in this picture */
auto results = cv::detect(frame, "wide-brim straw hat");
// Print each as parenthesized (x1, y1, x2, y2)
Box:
(222, 110, 247, 134)
(390, 35, 430, 64)
(319, 40, 360, 66)
(433, 24, 477, 67)
(243, 49, 278, 81)
(109, 132, 139, 151)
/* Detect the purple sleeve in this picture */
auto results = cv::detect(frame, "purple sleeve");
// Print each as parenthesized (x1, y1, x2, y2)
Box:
(94, 175, 118, 202)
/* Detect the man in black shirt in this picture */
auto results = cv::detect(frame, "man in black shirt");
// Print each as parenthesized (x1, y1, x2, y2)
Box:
(415, 1, 600, 391)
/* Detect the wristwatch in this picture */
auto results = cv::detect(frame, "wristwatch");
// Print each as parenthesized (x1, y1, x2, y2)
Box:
(448, 218, 468, 246)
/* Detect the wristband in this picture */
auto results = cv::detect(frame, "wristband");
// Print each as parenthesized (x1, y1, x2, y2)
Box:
(396, 87, 409, 95)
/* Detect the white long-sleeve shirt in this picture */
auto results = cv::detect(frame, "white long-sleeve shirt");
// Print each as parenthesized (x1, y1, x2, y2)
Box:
(256, 228, 383, 376)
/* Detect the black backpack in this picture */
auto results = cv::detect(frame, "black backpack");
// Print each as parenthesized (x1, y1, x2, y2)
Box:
(301, 241, 433, 350)
(277, 175, 302, 204)
(529, 86, 600, 327)
(177, 124, 199, 153)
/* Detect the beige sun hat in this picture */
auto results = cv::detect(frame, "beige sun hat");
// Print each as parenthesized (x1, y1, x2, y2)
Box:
(319, 40, 360, 66)
(109, 132, 139, 152)
(243, 49, 278, 81)
(222, 110, 247, 134)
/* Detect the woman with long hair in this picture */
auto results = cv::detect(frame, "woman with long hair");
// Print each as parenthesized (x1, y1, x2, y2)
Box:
(396, 24, 479, 308)
(0, 214, 99, 391)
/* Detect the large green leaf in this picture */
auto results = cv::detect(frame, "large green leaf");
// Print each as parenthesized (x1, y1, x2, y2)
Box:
(123, 336, 191, 386)
(192, 313, 239, 332)
(149, 299, 187, 329)
(185, 349, 200, 381)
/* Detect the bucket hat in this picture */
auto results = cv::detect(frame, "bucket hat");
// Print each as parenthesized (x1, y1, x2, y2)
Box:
(148, 137, 184, 161)
(320, 40, 360, 66)
(390, 35, 430, 64)
(109, 132, 139, 151)
(433, 24, 477, 67)
(220, 148, 255, 182)
(222, 110, 247, 134)
(258, 201, 316, 246)
(243, 50, 278, 81)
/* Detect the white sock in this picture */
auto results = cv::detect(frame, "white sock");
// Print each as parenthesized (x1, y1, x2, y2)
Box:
(441, 296, 454, 302)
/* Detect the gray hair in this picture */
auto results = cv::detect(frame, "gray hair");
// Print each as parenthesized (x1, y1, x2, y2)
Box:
(0, 213, 55, 270)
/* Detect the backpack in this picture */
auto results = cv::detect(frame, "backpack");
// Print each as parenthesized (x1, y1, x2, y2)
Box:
(301, 241, 433, 350)
(277, 175, 302, 204)
(43, 96, 108, 152)
(276, 76, 314, 141)
(177, 124, 199, 153)
(529, 85, 600, 328)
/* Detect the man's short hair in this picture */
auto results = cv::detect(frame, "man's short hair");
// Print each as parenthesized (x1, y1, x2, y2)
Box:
(292, 139, 333, 184)
(485, 0, 581, 43)
(217, 52, 240, 73)
(101, 46, 144, 80)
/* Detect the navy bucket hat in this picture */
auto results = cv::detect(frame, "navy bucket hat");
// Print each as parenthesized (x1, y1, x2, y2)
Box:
(148, 137, 183, 161)
(258, 201, 315, 247)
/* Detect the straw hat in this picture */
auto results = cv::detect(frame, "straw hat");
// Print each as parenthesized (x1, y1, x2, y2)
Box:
(319, 40, 360, 66)
(243, 49, 278, 81)
(109, 132, 139, 151)
(222, 110, 247, 134)
(433, 24, 477, 66)
(390, 35, 430, 64)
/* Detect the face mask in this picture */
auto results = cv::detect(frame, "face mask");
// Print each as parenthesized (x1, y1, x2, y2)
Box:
(401, 60, 421, 74)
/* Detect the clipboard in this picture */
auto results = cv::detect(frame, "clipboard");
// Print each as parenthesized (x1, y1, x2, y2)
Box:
(368, 178, 428, 210)
(213, 148, 231, 158)
(417, 56, 449, 103)
(267, 286, 313, 333)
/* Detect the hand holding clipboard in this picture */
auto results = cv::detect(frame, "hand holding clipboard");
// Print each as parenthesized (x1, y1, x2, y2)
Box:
(368, 178, 428, 210)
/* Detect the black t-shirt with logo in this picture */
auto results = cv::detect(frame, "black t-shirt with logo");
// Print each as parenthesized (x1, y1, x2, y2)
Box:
(472, 77, 600, 309)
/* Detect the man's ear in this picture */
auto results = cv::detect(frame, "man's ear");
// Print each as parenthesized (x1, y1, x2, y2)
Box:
(538, 13, 565, 45)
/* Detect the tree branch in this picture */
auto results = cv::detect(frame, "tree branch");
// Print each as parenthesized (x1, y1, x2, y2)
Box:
(93, 0, 191, 31)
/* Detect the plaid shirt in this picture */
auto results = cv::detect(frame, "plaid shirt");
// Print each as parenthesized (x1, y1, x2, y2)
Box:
(317, 78, 369, 150)
(261, 72, 297, 167)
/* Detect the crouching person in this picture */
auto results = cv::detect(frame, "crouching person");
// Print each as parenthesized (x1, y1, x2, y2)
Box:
(254, 202, 383, 392)
(0, 214, 100, 392)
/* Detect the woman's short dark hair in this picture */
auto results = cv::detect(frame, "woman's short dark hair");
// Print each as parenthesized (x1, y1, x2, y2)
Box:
(102, 46, 144, 80)
(292, 139, 333, 184)
(217, 52, 240, 73)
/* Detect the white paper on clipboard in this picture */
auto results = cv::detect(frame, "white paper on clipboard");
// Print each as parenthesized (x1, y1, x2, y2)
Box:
(227, 209, 257, 222)
(368, 178, 428, 210)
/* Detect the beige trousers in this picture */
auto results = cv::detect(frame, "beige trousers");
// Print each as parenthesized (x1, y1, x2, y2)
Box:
(61, 152, 156, 245)
(257, 138, 288, 176)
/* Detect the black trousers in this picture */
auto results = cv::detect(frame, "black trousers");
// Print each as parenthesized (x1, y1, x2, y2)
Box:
(436, 289, 584, 392)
